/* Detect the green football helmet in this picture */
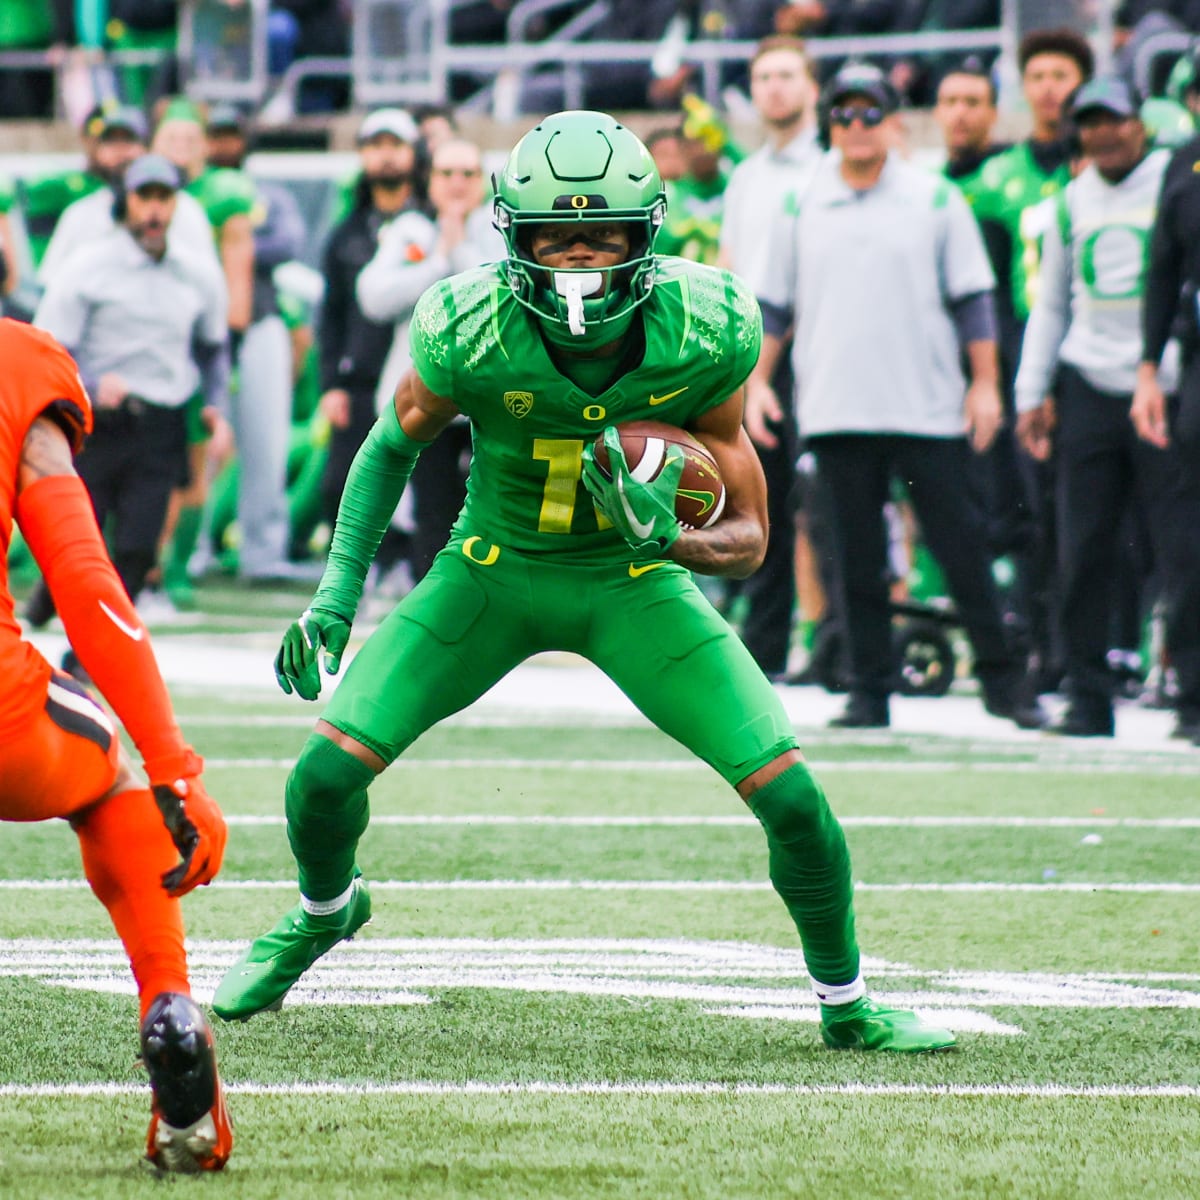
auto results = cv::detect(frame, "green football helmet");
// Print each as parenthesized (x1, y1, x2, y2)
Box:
(493, 111, 667, 346)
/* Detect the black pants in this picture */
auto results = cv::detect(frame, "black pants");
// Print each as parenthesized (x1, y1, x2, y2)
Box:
(811, 432, 1019, 699)
(409, 420, 471, 582)
(83, 401, 189, 599)
(739, 354, 799, 676)
(321, 386, 378, 519)
(1054, 365, 1200, 708)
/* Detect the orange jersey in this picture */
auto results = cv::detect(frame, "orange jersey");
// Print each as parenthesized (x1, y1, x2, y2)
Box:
(0, 319, 92, 738)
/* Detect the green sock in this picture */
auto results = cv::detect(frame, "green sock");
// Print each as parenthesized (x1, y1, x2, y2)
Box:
(164, 504, 204, 590)
(285, 735, 375, 902)
(744, 763, 860, 987)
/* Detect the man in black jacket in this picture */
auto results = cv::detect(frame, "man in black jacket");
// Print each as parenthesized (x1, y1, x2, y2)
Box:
(318, 109, 420, 524)
(1133, 87, 1200, 744)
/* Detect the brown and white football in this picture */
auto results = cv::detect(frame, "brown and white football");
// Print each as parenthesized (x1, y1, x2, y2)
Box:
(592, 420, 726, 529)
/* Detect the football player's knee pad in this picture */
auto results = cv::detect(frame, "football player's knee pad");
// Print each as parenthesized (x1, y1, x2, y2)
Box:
(285, 735, 374, 835)
(745, 763, 829, 847)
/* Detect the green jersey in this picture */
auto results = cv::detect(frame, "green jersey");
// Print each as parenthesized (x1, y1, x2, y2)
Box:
(410, 256, 762, 563)
(964, 142, 1071, 323)
(187, 164, 257, 234)
(656, 175, 729, 265)
(0, 174, 14, 214)
(19, 169, 105, 266)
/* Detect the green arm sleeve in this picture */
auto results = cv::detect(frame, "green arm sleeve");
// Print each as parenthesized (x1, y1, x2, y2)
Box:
(310, 405, 431, 621)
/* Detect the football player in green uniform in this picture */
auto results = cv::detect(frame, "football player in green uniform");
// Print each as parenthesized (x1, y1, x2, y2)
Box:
(214, 112, 954, 1054)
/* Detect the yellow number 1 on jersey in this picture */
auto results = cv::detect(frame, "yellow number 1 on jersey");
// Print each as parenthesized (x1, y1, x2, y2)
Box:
(532, 438, 612, 533)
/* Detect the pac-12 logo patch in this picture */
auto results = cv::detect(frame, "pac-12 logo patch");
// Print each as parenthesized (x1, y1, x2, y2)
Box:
(504, 390, 534, 418)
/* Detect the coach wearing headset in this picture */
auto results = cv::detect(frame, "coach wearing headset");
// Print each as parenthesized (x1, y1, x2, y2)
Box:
(31, 154, 228, 621)
(749, 62, 1045, 732)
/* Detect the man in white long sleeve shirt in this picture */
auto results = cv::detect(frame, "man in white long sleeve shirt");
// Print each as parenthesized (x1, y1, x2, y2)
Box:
(1016, 76, 1200, 739)
(357, 136, 504, 579)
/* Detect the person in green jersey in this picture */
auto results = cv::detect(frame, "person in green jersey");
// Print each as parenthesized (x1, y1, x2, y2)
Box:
(213, 110, 955, 1055)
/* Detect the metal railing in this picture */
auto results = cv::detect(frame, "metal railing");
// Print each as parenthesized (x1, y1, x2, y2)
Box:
(0, 0, 1017, 119)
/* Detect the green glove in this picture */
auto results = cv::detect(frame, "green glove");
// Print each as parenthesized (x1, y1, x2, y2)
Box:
(274, 607, 351, 700)
(581, 427, 684, 554)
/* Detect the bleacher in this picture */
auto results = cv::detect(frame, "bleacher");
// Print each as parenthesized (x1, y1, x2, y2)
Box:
(0, 0, 1043, 130)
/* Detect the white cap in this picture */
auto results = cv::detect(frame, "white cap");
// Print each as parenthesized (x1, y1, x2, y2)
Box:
(357, 107, 419, 145)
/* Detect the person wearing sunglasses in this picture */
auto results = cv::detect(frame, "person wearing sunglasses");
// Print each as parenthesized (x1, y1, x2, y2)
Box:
(749, 61, 1045, 733)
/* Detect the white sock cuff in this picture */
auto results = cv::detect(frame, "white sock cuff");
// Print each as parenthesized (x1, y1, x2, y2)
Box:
(810, 973, 866, 1006)
(300, 880, 356, 917)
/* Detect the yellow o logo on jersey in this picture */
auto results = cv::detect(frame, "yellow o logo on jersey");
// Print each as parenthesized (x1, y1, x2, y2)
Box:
(582, 404, 606, 421)
(462, 537, 500, 566)
(571, 195, 589, 209)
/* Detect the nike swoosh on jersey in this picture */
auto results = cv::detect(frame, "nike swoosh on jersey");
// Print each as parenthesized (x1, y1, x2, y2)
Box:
(628, 562, 668, 577)
(99, 600, 145, 641)
(648, 386, 689, 406)
(615, 474, 656, 540)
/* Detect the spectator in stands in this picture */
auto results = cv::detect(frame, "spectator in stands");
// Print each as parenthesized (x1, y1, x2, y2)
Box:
(720, 36, 822, 681)
(106, 1, 180, 106)
(749, 62, 1045, 732)
(269, 0, 350, 112)
(357, 136, 504, 583)
(0, 1, 72, 118)
(28, 156, 228, 638)
(887, 1, 1001, 106)
(961, 27, 1094, 697)
(1017, 78, 1200, 741)
(519, 0, 679, 113)
(318, 109, 421, 530)
(774, 0, 900, 38)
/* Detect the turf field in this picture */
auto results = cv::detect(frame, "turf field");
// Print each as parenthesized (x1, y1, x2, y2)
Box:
(1, 592, 1197, 1198)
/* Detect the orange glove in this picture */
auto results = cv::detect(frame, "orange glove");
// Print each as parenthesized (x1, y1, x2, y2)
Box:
(147, 752, 228, 898)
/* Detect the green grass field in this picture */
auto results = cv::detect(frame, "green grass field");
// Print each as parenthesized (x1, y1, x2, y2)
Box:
(1, 600, 1197, 1198)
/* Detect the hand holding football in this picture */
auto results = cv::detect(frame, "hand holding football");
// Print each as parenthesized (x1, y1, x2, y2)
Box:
(592, 420, 726, 529)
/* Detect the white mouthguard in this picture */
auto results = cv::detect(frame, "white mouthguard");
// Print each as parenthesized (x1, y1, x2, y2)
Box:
(554, 271, 603, 335)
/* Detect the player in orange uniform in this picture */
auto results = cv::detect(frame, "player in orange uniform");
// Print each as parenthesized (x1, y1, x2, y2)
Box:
(0, 319, 233, 1172)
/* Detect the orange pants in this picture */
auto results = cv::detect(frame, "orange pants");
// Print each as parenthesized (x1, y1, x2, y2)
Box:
(0, 670, 190, 1016)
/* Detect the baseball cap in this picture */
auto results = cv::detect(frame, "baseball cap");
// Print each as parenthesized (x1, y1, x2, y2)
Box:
(1070, 76, 1140, 121)
(206, 103, 246, 133)
(99, 106, 149, 142)
(123, 153, 181, 193)
(824, 62, 899, 114)
(357, 107, 419, 144)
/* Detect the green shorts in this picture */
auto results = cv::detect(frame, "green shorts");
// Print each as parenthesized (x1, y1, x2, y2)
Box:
(323, 536, 798, 786)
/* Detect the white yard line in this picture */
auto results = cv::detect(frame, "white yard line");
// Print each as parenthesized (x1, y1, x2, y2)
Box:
(1, 1081, 1197, 1099)
(217, 813, 1200, 829)
(203, 756, 1200, 775)
(0, 879, 1197, 893)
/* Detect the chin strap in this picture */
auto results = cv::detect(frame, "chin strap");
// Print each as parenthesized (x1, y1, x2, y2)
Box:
(554, 271, 603, 335)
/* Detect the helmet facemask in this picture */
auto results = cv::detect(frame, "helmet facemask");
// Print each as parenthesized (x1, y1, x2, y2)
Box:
(493, 112, 667, 347)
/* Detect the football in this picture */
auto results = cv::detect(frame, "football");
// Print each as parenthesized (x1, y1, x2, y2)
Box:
(592, 420, 726, 529)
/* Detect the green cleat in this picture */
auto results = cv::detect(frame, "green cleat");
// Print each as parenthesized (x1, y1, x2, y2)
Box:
(819, 997, 956, 1053)
(212, 878, 371, 1021)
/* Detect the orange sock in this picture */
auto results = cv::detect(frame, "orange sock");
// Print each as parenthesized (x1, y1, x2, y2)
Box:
(75, 787, 191, 1020)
